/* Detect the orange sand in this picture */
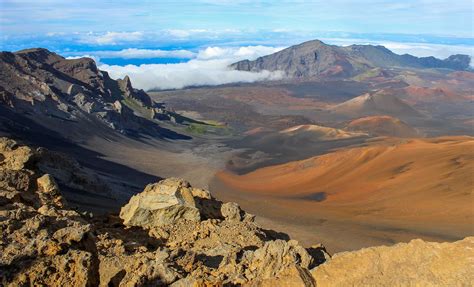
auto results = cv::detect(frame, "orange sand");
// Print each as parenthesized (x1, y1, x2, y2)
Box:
(213, 137, 474, 251)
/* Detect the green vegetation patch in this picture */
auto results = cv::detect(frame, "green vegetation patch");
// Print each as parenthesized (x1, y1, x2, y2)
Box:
(185, 121, 232, 136)
(121, 97, 154, 119)
(352, 68, 381, 81)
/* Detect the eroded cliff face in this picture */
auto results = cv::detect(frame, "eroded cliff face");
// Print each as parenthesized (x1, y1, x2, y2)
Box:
(0, 48, 189, 139)
(0, 137, 472, 286)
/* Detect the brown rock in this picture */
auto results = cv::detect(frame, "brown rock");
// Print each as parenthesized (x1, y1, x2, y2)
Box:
(244, 240, 313, 281)
(99, 252, 178, 286)
(311, 237, 474, 286)
(252, 265, 316, 287)
(37, 174, 66, 207)
(6, 250, 98, 287)
(0, 137, 34, 171)
(120, 178, 200, 228)
(221, 202, 242, 222)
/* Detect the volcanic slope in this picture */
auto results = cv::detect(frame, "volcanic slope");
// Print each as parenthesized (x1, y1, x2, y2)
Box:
(345, 115, 420, 137)
(331, 91, 423, 119)
(213, 136, 474, 251)
(226, 124, 369, 174)
(280, 124, 366, 140)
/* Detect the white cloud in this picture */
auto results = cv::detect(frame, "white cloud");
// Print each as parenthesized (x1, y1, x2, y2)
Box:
(66, 54, 101, 63)
(165, 29, 209, 38)
(88, 48, 196, 59)
(196, 45, 284, 60)
(98, 45, 286, 90)
(80, 31, 144, 45)
(99, 60, 283, 90)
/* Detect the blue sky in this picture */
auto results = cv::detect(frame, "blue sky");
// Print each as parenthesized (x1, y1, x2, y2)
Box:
(1, 1, 472, 50)
(1, 0, 472, 90)
(1, 0, 473, 36)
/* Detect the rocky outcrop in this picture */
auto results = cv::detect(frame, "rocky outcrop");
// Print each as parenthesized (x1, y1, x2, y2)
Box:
(0, 137, 121, 212)
(117, 75, 153, 107)
(119, 178, 201, 227)
(0, 138, 325, 286)
(312, 237, 474, 286)
(0, 139, 98, 285)
(0, 48, 189, 139)
(1, 137, 472, 286)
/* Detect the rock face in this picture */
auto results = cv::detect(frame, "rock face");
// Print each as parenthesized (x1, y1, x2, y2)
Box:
(231, 39, 471, 78)
(0, 137, 118, 212)
(312, 237, 474, 286)
(0, 48, 189, 139)
(220, 201, 243, 221)
(1, 137, 472, 286)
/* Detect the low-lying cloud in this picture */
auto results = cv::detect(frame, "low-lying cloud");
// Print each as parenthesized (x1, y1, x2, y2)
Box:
(93, 41, 472, 91)
(98, 46, 285, 90)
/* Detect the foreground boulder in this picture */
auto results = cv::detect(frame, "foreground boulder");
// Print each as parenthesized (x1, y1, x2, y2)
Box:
(1, 137, 473, 286)
(312, 237, 474, 286)
(119, 178, 201, 227)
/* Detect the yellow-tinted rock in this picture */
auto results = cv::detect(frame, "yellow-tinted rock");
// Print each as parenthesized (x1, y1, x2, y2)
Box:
(311, 237, 474, 286)
(120, 178, 200, 228)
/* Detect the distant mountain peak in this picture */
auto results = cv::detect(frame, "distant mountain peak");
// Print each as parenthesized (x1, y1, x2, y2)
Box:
(231, 39, 471, 79)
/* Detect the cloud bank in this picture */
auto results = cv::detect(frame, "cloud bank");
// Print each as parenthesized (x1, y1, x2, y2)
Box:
(96, 41, 473, 91)
(99, 46, 285, 90)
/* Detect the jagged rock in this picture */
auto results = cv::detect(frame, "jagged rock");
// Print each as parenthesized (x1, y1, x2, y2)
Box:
(0, 137, 34, 171)
(0, 48, 191, 139)
(73, 93, 96, 113)
(99, 252, 178, 286)
(113, 100, 123, 113)
(120, 178, 201, 228)
(191, 187, 212, 199)
(221, 202, 243, 221)
(311, 237, 474, 286)
(5, 250, 98, 287)
(252, 265, 316, 287)
(244, 240, 314, 281)
(37, 174, 66, 207)
(67, 83, 83, 96)
(53, 223, 91, 245)
(118, 75, 153, 107)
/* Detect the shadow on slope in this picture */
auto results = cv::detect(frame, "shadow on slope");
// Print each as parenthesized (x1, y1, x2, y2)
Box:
(0, 106, 160, 212)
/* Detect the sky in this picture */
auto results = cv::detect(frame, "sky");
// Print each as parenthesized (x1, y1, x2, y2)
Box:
(0, 0, 473, 90)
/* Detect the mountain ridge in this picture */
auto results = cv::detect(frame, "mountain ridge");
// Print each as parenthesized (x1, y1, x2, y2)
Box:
(0, 47, 190, 139)
(231, 39, 471, 78)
